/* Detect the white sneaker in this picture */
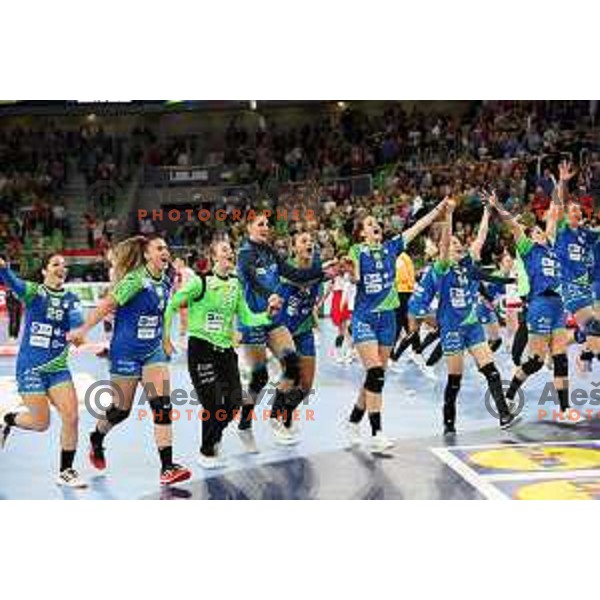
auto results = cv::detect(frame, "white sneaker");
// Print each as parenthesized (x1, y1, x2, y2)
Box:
(197, 453, 224, 470)
(286, 421, 300, 438)
(56, 468, 88, 489)
(419, 363, 438, 381)
(370, 432, 394, 453)
(269, 419, 299, 446)
(347, 422, 362, 447)
(237, 428, 259, 453)
(559, 409, 586, 425)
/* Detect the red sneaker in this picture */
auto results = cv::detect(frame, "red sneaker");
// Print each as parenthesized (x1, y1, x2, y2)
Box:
(160, 464, 192, 486)
(89, 436, 107, 470)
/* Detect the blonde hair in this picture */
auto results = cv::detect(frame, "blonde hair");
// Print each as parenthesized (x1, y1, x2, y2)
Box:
(112, 235, 162, 282)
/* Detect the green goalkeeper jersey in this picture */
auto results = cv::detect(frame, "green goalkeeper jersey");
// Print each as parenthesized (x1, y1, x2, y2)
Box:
(165, 272, 269, 349)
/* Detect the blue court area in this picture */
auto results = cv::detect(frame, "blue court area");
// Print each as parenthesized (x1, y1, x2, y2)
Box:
(2, 316, 600, 500)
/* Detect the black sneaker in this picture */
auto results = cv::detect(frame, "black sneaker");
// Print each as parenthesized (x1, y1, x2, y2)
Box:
(500, 412, 518, 430)
(444, 422, 456, 435)
(0, 422, 11, 449)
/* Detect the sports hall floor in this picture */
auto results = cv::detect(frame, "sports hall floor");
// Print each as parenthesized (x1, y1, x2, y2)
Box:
(2, 318, 600, 500)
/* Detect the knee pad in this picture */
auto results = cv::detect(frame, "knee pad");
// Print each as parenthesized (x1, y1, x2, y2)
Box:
(149, 395, 172, 425)
(479, 362, 501, 383)
(521, 355, 544, 376)
(364, 366, 385, 394)
(249, 365, 269, 395)
(335, 335, 344, 348)
(581, 349, 595, 362)
(281, 352, 301, 385)
(489, 338, 502, 353)
(106, 404, 130, 425)
(584, 318, 600, 338)
(552, 354, 569, 378)
(284, 387, 306, 410)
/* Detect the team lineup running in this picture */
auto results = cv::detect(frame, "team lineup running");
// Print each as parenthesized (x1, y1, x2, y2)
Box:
(1, 161, 600, 488)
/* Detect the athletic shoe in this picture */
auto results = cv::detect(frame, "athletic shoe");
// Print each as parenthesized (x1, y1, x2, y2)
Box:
(347, 422, 362, 447)
(444, 422, 456, 436)
(0, 422, 10, 450)
(370, 432, 394, 453)
(237, 428, 259, 453)
(197, 453, 224, 470)
(56, 468, 88, 489)
(559, 410, 586, 425)
(286, 420, 300, 438)
(269, 418, 298, 446)
(89, 433, 106, 470)
(506, 396, 519, 415)
(500, 412, 518, 430)
(160, 463, 192, 486)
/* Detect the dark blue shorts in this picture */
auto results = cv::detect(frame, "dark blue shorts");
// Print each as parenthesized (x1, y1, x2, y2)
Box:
(440, 322, 486, 355)
(352, 310, 396, 347)
(110, 345, 170, 379)
(527, 295, 566, 336)
(477, 301, 498, 325)
(293, 330, 316, 357)
(17, 369, 73, 395)
(562, 281, 594, 314)
(238, 322, 280, 346)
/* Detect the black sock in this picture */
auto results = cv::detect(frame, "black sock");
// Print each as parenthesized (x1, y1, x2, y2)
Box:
(425, 342, 443, 366)
(506, 376, 524, 401)
(557, 388, 569, 412)
(489, 338, 502, 353)
(512, 322, 528, 366)
(349, 406, 366, 424)
(4, 412, 17, 427)
(239, 405, 254, 430)
(90, 429, 105, 447)
(368, 412, 381, 436)
(159, 446, 173, 470)
(271, 389, 285, 420)
(60, 450, 76, 471)
(444, 374, 462, 426)
(421, 330, 440, 351)
(481, 363, 509, 417)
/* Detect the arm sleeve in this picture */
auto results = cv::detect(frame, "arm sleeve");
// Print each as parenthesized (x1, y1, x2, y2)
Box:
(237, 245, 276, 299)
(236, 284, 271, 327)
(111, 270, 145, 306)
(68, 297, 85, 329)
(515, 235, 534, 257)
(0, 267, 38, 304)
(386, 235, 406, 260)
(276, 255, 324, 287)
(164, 275, 205, 333)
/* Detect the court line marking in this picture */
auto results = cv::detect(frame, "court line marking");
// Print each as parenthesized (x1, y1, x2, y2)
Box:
(485, 469, 600, 483)
(432, 439, 600, 452)
(431, 447, 510, 500)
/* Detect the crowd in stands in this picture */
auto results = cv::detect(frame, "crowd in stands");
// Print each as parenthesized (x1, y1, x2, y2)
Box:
(2, 101, 599, 279)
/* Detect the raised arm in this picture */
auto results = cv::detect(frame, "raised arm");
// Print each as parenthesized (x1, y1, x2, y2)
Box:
(546, 160, 576, 242)
(401, 197, 448, 247)
(439, 199, 455, 263)
(486, 191, 524, 241)
(0, 258, 30, 300)
(470, 205, 491, 262)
